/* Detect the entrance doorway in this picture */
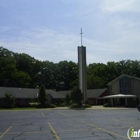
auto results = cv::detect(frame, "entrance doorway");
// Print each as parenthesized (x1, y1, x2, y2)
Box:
(120, 98, 125, 106)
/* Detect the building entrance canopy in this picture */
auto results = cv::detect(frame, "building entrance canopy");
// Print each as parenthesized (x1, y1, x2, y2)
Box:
(102, 94, 137, 99)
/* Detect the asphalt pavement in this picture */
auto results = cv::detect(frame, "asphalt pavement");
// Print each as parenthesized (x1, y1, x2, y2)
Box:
(0, 107, 139, 140)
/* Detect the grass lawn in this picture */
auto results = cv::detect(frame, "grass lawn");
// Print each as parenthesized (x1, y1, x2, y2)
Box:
(0, 107, 53, 110)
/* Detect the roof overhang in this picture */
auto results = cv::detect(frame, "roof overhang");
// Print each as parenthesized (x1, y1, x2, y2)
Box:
(99, 94, 137, 99)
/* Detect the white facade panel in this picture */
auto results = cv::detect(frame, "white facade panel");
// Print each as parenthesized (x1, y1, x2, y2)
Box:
(132, 78, 140, 100)
(111, 79, 120, 95)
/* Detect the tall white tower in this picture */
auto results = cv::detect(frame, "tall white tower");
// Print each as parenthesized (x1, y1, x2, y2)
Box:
(78, 28, 87, 104)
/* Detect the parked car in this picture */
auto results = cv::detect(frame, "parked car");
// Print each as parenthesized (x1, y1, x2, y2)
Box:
(137, 105, 140, 111)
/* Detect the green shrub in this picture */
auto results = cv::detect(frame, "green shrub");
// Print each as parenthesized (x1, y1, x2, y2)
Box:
(54, 102, 64, 107)
(65, 93, 71, 104)
(70, 103, 78, 108)
(4, 92, 15, 108)
(71, 87, 83, 106)
(54, 103, 59, 106)
(85, 104, 92, 108)
(38, 85, 48, 107)
(45, 102, 56, 108)
(49, 104, 56, 108)
(70, 103, 92, 108)
(29, 102, 40, 107)
(36, 102, 56, 108)
(103, 103, 111, 107)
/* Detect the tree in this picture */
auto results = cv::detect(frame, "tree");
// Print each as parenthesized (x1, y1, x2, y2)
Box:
(87, 75, 106, 89)
(0, 47, 17, 87)
(39, 61, 56, 89)
(71, 87, 83, 106)
(14, 71, 31, 87)
(57, 61, 78, 90)
(14, 53, 37, 87)
(4, 92, 15, 108)
(3, 46, 140, 90)
(65, 93, 71, 104)
(38, 85, 48, 107)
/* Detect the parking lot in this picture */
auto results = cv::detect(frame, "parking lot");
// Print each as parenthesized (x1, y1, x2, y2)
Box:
(0, 108, 140, 140)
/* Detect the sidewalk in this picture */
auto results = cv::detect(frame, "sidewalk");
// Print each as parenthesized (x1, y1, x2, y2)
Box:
(53, 106, 134, 110)
(88, 106, 133, 110)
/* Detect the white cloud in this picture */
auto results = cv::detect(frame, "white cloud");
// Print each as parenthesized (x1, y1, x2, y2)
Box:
(0, 26, 11, 32)
(0, 28, 80, 63)
(100, 0, 140, 13)
(1, 0, 140, 64)
(1, 23, 140, 65)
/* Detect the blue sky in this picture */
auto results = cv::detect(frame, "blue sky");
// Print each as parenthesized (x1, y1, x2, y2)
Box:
(0, 0, 140, 64)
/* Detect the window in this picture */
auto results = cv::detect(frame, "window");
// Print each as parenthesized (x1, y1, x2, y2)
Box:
(119, 76, 132, 94)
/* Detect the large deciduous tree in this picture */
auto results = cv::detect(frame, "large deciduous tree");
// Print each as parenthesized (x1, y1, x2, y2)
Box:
(1, 47, 140, 90)
(57, 61, 78, 90)
(0, 47, 17, 87)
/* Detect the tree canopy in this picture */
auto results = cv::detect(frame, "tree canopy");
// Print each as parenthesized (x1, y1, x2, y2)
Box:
(1, 46, 140, 90)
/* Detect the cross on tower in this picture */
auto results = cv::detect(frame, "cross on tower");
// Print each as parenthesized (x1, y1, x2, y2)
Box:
(80, 28, 83, 47)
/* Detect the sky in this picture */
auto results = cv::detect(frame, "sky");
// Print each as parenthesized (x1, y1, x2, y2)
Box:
(0, 0, 140, 64)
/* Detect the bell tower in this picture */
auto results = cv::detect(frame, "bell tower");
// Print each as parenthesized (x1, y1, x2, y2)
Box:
(78, 28, 87, 104)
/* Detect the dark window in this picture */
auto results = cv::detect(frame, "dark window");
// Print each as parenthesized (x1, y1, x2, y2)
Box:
(119, 76, 132, 94)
